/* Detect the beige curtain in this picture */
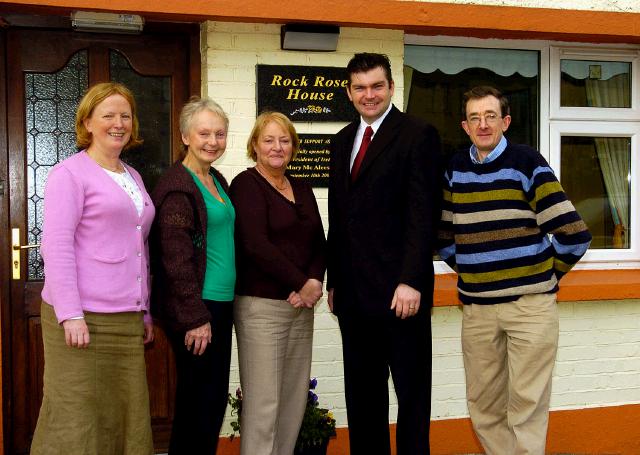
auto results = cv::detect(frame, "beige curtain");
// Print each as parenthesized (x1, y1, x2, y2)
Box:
(586, 74, 631, 248)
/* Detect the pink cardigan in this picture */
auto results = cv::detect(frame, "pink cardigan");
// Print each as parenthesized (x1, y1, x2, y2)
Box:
(41, 151, 155, 324)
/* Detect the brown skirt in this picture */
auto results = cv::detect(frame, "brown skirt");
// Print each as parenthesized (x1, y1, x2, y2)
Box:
(30, 302, 153, 455)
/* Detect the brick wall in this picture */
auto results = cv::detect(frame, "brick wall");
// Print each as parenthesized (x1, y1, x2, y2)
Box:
(431, 300, 640, 422)
(201, 21, 640, 435)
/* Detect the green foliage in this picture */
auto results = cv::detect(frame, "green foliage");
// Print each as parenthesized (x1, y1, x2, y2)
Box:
(227, 387, 242, 441)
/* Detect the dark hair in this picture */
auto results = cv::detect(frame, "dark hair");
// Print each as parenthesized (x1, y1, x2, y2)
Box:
(346, 53, 393, 87)
(462, 86, 510, 119)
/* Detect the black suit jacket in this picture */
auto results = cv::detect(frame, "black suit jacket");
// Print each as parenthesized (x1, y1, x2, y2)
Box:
(327, 105, 441, 317)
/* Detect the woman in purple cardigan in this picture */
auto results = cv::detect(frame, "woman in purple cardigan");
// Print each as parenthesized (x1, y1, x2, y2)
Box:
(229, 112, 326, 455)
(31, 82, 155, 455)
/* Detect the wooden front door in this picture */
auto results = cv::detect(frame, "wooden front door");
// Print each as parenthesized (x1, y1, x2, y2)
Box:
(1, 26, 198, 454)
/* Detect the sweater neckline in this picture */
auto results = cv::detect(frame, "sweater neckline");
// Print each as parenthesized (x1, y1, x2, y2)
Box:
(248, 167, 299, 206)
(467, 142, 510, 171)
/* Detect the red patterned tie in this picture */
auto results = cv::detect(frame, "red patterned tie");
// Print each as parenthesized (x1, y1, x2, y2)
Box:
(351, 126, 373, 182)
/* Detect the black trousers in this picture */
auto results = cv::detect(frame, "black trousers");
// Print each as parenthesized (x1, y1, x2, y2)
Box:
(168, 299, 234, 455)
(338, 310, 432, 455)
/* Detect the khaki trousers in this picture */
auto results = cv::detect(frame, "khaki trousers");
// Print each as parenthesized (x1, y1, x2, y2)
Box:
(462, 293, 559, 455)
(234, 295, 314, 455)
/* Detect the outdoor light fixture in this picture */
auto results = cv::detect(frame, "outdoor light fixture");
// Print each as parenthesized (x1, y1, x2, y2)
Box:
(281, 24, 340, 51)
(71, 11, 144, 34)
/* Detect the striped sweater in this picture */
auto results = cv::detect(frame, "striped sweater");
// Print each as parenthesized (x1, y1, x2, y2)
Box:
(438, 141, 592, 304)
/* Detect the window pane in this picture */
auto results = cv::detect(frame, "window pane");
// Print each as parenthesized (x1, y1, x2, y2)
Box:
(404, 45, 539, 162)
(25, 50, 88, 280)
(110, 50, 171, 192)
(560, 136, 630, 249)
(560, 59, 631, 108)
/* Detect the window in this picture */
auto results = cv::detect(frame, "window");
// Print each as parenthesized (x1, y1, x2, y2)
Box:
(405, 36, 640, 268)
(550, 47, 640, 120)
(560, 60, 631, 108)
(550, 47, 640, 265)
(404, 45, 539, 162)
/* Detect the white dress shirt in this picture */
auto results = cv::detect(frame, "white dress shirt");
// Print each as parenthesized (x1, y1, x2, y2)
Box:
(349, 103, 394, 171)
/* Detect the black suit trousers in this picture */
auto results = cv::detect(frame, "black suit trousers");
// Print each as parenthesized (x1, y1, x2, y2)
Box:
(168, 300, 234, 455)
(338, 310, 432, 455)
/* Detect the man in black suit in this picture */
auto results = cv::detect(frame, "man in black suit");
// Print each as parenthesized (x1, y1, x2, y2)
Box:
(327, 53, 441, 455)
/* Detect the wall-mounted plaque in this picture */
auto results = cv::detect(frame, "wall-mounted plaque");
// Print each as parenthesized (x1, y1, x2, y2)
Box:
(287, 134, 332, 187)
(257, 64, 356, 122)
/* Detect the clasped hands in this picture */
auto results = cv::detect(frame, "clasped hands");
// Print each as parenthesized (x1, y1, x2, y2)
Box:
(184, 278, 324, 356)
(287, 278, 323, 309)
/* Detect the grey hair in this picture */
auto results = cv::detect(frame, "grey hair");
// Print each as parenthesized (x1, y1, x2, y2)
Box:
(179, 96, 229, 138)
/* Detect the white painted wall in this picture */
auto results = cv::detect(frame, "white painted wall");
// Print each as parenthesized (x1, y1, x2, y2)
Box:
(408, 0, 640, 13)
(202, 21, 640, 435)
(431, 301, 640, 420)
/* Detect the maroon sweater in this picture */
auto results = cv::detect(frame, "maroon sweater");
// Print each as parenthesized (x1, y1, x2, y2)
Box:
(229, 168, 326, 300)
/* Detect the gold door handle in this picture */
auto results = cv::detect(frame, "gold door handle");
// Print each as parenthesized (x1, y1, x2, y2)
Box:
(11, 227, 40, 280)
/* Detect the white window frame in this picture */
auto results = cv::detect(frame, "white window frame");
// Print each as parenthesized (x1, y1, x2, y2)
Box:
(549, 121, 640, 267)
(405, 35, 640, 272)
(549, 46, 640, 121)
(550, 46, 640, 268)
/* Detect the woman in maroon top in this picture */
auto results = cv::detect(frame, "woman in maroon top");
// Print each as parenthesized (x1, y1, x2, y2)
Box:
(229, 111, 326, 455)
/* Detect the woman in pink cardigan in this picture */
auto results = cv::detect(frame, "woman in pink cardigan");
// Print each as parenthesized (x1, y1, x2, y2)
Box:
(31, 82, 155, 455)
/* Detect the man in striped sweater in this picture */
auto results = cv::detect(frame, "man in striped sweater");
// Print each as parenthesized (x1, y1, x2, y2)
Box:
(438, 86, 591, 455)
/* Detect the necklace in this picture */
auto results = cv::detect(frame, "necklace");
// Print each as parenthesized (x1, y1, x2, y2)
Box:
(100, 162, 124, 173)
(256, 166, 288, 191)
(88, 151, 123, 173)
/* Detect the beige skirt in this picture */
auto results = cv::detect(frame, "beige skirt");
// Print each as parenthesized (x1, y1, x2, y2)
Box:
(31, 302, 153, 455)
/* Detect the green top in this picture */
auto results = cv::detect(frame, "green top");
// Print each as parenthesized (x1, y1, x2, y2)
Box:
(185, 166, 236, 301)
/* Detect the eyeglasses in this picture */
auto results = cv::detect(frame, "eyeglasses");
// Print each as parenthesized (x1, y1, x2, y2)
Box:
(466, 113, 502, 126)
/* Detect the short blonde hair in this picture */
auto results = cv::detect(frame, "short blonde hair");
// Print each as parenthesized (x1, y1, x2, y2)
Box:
(246, 111, 300, 162)
(178, 96, 229, 159)
(75, 82, 142, 150)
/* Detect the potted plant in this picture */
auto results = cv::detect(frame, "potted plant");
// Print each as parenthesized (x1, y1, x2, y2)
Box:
(228, 378, 337, 455)
(294, 378, 337, 454)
